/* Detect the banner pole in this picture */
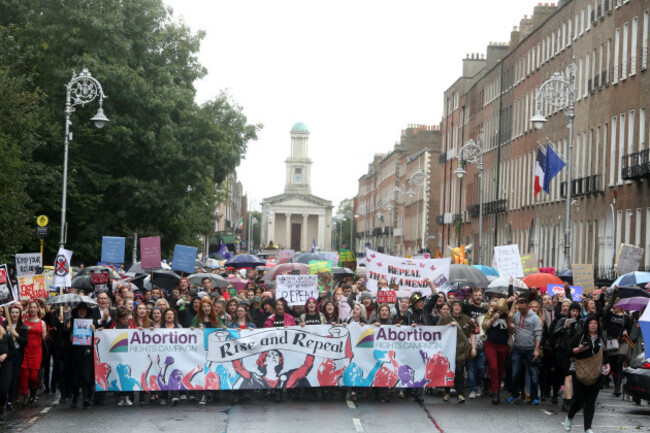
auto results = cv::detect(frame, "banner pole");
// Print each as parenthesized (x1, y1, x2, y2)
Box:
(4, 306, 12, 328)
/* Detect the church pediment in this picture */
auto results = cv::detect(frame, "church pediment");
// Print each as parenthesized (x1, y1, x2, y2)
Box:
(264, 193, 332, 208)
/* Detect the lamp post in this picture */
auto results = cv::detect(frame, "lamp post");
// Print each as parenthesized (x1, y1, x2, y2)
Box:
(345, 210, 353, 250)
(454, 138, 484, 264)
(530, 63, 576, 269)
(376, 199, 392, 253)
(60, 68, 109, 248)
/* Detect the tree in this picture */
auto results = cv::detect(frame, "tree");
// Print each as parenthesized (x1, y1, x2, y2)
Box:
(0, 0, 260, 262)
(334, 198, 355, 252)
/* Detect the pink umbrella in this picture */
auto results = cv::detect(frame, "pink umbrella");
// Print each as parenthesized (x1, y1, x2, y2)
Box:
(226, 275, 249, 292)
(261, 263, 309, 281)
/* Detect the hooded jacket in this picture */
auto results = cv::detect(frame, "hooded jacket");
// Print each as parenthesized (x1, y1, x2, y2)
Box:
(512, 309, 542, 350)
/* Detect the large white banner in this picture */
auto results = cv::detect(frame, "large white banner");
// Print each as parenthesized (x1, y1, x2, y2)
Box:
(94, 325, 456, 391)
(364, 249, 451, 295)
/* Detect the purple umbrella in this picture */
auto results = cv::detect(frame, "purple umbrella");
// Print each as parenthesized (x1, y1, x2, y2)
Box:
(614, 296, 650, 312)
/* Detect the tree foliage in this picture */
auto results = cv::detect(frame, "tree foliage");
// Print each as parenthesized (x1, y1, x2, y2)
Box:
(0, 0, 260, 262)
(334, 198, 355, 252)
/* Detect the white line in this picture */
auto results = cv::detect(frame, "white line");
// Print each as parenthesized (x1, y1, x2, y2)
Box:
(353, 418, 364, 432)
(346, 399, 356, 409)
(28, 416, 39, 424)
(40, 407, 51, 414)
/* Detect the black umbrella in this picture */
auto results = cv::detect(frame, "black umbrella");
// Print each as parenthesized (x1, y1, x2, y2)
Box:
(127, 261, 169, 274)
(616, 286, 650, 299)
(224, 254, 265, 269)
(128, 274, 148, 290)
(293, 253, 331, 264)
(558, 269, 573, 285)
(332, 267, 355, 280)
(45, 294, 98, 308)
(71, 275, 93, 291)
(150, 269, 181, 291)
(449, 264, 490, 288)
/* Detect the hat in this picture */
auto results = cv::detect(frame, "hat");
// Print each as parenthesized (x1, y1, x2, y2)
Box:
(569, 301, 582, 312)
(252, 296, 262, 304)
(495, 298, 508, 313)
(359, 292, 373, 301)
(197, 291, 208, 299)
(410, 292, 424, 305)
(239, 299, 251, 307)
(209, 291, 220, 298)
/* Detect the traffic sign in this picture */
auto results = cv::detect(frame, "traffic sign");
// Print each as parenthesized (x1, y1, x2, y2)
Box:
(36, 227, 49, 239)
(37, 215, 49, 227)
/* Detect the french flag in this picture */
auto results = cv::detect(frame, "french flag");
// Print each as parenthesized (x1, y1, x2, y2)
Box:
(534, 148, 546, 196)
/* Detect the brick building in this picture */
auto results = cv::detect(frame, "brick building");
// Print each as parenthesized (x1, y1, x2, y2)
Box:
(354, 125, 442, 256)
(440, 0, 650, 276)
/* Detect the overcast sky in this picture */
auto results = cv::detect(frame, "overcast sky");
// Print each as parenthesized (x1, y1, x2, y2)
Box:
(163, 0, 543, 212)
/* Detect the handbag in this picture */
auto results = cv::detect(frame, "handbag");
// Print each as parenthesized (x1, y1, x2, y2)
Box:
(606, 338, 619, 352)
(574, 348, 603, 386)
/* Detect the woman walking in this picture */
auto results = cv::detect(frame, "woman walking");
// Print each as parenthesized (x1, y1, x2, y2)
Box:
(20, 301, 47, 405)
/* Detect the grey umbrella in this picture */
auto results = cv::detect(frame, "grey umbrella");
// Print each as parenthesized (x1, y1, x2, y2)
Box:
(71, 275, 93, 291)
(187, 273, 228, 288)
(45, 293, 98, 308)
(449, 264, 490, 288)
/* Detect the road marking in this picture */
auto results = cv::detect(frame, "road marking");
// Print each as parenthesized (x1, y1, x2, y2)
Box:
(346, 399, 356, 409)
(352, 418, 364, 432)
(40, 407, 51, 415)
(29, 416, 39, 424)
(542, 409, 554, 415)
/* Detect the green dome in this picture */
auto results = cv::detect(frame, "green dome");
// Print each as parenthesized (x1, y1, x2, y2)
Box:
(291, 122, 309, 132)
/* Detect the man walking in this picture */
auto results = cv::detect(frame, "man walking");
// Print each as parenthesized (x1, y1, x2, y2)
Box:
(507, 298, 542, 405)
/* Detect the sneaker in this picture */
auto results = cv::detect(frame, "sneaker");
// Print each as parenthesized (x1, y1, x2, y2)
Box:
(124, 397, 133, 407)
(199, 395, 207, 405)
(171, 397, 180, 406)
(442, 393, 450, 402)
(117, 397, 125, 407)
(189, 395, 196, 402)
(457, 395, 466, 403)
(563, 416, 572, 431)
(532, 399, 540, 405)
(506, 396, 516, 404)
(159, 399, 167, 406)
(584, 430, 594, 433)
(475, 389, 482, 398)
(180, 394, 187, 401)
(468, 391, 477, 399)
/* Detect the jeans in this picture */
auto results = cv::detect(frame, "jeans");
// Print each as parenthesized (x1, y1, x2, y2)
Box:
(466, 350, 486, 393)
(511, 347, 539, 400)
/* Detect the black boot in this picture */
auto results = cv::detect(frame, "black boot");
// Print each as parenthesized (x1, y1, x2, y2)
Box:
(492, 391, 500, 404)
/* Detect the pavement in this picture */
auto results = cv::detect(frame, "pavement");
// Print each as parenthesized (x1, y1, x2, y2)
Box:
(3, 389, 649, 433)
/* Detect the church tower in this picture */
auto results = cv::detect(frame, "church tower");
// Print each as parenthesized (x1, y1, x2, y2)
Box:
(284, 122, 312, 195)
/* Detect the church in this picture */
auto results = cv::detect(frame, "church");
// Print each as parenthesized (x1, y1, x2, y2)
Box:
(262, 122, 333, 252)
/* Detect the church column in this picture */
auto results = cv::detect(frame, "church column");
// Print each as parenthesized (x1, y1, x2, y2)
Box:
(302, 214, 309, 251)
(285, 213, 292, 249)
(318, 214, 325, 250)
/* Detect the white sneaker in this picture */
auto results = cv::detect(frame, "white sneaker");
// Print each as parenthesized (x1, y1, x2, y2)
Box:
(117, 397, 125, 407)
(584, 430, 594, 433)
(172, 397, 180, 406)
(563, 416, 572, 431)
(180, 394, 187, 401)
(199, 395, 207, 405)
(469, 391, 477, 399)
(475, 389, 482, 398)
(124, 397, 133, 407)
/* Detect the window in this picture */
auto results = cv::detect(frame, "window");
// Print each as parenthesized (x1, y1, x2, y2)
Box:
(610, 116, 617, 186)
(587, 4, 592, 30)
(629, 109, 635, 154)
(643, 11, 649, 69)
(584, 53, 590, 97)
(568, 18, 573, 45)
(614, 28, 620, 83)
(578, 58, 583, 100)
(619, 112, 626, 184)
(631, 16, 638, 74)
(606, 38, 612, 83)
(636, 208, 642, 245)
(622, 22, 629, 80)
(563, 23, 567, 48)
(575, 14, 579, 40)
(598, 44, 604, 86)
(640, 107, 646, 150)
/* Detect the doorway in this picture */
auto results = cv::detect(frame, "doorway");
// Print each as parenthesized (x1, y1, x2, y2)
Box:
(291, 223, 301, 251)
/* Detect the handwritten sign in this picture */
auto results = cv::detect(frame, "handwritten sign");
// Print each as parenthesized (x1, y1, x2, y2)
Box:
(101, 236, 126, 264)
(309, 260, 332, 274)
(15, 253, 42, 276)
(547, 284, 583, 301)
(140, 236, 162, 269)
(572, 264, 594, 295)
(18, 274, 48, 300)
(0, 264, 18, 307)
(615, 243, 644, 275)
(338, 249, 357, 271)
(72, 319, 93, 346)
(276, 274, 319, 306)
(520, 253, 539, 276)
(172, 245, 197, 274)
(493, 244, 524, 278)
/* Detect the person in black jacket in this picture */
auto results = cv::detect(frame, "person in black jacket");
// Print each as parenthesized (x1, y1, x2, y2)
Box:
(0, 324, 13, 419)
(6, 305, 28, 411)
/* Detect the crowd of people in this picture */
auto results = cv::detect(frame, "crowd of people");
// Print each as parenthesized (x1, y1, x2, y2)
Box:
(0, 265, 644, 433)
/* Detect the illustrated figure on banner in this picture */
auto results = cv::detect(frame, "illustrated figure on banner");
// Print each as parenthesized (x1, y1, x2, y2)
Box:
(447, 244, 472, 265)
(233, 350, 315, 389)
(342, 350, 391, 387)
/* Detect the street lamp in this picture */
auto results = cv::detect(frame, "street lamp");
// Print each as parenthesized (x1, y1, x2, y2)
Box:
(530, 63, 576, 269)
(456, 138, 484, 264)
(60, 68, 109, 248)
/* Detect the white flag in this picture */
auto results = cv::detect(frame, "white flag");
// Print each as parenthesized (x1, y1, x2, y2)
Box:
(53, 248, 73, 288)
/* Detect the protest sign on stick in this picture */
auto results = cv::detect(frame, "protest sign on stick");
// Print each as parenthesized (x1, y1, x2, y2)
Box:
(18, 275, 48, 300)
(172, 245, 198, 274)
(15, 253, 42, 276)
(276, 274, 319, 306)
(572, 264, 594, 295)
(615, 244, 644, 275)
(520, 253, 539, 276)
(0, 264, 18, 307)
(140, 236, 162, 269)
(493, 244, 524, 278)
(101, 236, 126, 264)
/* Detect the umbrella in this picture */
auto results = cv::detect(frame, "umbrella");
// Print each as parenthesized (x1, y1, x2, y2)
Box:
(71, 275, 93, 291)
(126, 274, 147, 290)
(127, 261, 171, 274)
(558, 269, 573, 285)
(611, 271, 650, 288)
(225, 254, 265, 269)
(187, 272, 227, 288)
(640, 304, 650, 359)
(148, 269, 181, 292)
(449, 264, 490, 287)
(332, 267, 355, 279)
(261, 263, 309, 281)
(293, 253, 331, 264)
(615, 286, 650, 299)
(473, 265, 499, 278)
(522, 272, 564, 290)
(486, 277, 528, 297)
(45, 293, 97, 308)
(614, 296, 650, 311)
(226, 276, 249, 292)
(76, 266, 121, 280)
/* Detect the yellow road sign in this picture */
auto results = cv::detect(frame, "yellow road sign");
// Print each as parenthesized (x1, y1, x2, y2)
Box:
(37, 215, 49, 227)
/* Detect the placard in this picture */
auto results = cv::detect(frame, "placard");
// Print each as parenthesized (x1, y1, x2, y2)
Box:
(15, 253, 42, 276)
(308, 261, 332, 274)
(338, 249, 357, 271)
(493, 245, 524, 278)
(18, 274, 48, 300)
(53, 248, 73, 288)
(91, 269, 111, 293)
(547, 284, 583, 301)
(101, 236, 126, 264)
(364, 249, 451, 296)
(317, 272, 333, 293)
(615, 243, 644, 275)
(572, 264, 594, 295)
(276, 274, 319, 305)
(73, 319, 93, 346)
(0, 264, 18, 307)
(520, 252, 539, 276)
(377, 289, 397, 304)
(140, 236, 162, 269)
(94, 325, 457, 391)
(539, 267, 555, 275)
(172, 245, 198, 274)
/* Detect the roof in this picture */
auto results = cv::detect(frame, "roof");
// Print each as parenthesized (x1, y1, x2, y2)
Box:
(263, 193, 333, 208)
(291, 122, 309, 133)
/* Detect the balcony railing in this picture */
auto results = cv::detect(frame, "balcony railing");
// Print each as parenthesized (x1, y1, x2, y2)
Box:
(468, 199, 508, 218)
(622, 149, 650, 180)
(436, 213, 468, 225)
(439, 151, 447, 164)
(560, 174, 604, 198)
